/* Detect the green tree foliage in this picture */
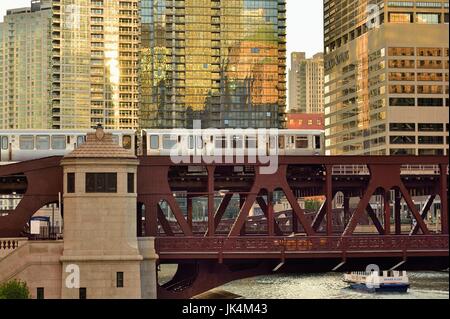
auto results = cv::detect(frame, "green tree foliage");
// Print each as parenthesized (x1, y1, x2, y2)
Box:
(0, 279, 31, 299)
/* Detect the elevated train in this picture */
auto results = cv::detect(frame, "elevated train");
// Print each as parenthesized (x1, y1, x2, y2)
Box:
(0, 129, 325, 163)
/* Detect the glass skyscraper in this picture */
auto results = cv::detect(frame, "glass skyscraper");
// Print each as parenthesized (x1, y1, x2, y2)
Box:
(140, 0, 287, 129)
(0, 0, 52, 129)
(52, 0, 140, 130)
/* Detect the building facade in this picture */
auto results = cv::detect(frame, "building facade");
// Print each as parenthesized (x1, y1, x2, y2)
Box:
(0, 0, 52, 129)
(140, 0, 287, 129)
(51, 0, 140, 130)
(288, 52, 324, 114)
(324, 0, 449, 155)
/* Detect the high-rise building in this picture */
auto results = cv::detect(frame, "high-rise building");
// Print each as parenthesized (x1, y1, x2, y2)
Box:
(324, 0, 449, 155)
(51, 0, 140, 130)
(140, 0, 287, 129)
(288, 52, 324, 114)
(0, 0, 52, 129)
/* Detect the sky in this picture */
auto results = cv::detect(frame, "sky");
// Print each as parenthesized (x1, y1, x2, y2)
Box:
(0, 0, 324, 68)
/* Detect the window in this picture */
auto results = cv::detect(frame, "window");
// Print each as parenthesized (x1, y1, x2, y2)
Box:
(19, 135, 34, 150)
(390, 136, 416, 144)
(419, 124, 444, 132)
(390, 148, 416, 155)
(79, 288, 87, 299)
(215, 136, 227, 149)
(418, 98, 443, 107)
(246, 136, 257, 149)
(417, 13, 440, 24)
(390, 123, 415, 132)
(37, 287, 44, 299)
(127, 173, 134, 193)
(1, 136, 8, 150)
(388, 47, 414, 56)
(86, 173, 117, 193)
(117, 272, 124, 288)
(162, 135, 177, 150)
(233, 136, 243, 149)
(52, 135, 66, 150)
(419, 149, 444, 155)
(67, 173, 75, 193)
(419, 136, 444, 145)
(389, 12, 413, 23)
(295, 136, 309, 149)
(123, 135, 132, 149)
(150, 135, 159, 150)
(77, 136, 86, 147)
(36, 135, 50, 150)
(315, 135, 322, 149)
(390, 98, 415, 106)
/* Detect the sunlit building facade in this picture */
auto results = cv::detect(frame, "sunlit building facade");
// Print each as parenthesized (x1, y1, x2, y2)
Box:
(51, 0, 140, 129)
(288, 52, 324, 114)
(324, 0, 449, 155)
(140, 0, 287, 129)
(0, 0, 52, 129)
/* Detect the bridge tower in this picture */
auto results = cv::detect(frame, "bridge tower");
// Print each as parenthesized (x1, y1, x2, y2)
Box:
(60, 126, 157, 299)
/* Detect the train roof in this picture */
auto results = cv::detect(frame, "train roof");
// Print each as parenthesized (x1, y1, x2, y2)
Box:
(142, 129, 325, 134)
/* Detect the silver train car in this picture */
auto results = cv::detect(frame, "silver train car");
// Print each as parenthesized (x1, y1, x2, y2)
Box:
(0, 129, 324, 163)
(0, 130, 135, 162)
(142, 129, 325, 157)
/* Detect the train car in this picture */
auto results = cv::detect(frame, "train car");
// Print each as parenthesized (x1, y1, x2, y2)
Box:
(0, 130, 136, 162)
(142, 129, 325, 157)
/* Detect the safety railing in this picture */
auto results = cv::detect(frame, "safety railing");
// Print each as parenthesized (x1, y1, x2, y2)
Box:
(156, 235, 449, 255)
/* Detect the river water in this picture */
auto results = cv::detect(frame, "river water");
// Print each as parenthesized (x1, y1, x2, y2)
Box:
(218, 272, 449, 299)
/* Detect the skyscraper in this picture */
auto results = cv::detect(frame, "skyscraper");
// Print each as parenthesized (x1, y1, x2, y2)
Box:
(288, 52, 324, 114)
(51, 0, 140, 130)
(140, 0, 287, 129)
(0, 0, 52, 129)
(324, 0, 449, 155)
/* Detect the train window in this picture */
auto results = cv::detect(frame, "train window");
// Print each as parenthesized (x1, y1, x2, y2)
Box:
(112, 135, 120, 145)
(233, 136, 243, 149)
(1, 136, 8, 150)
(19, 135, 34, 150)
(279, 136, 285, 149)
(163, 135, 177, 149)
(52, 135, 66, 150)
(36, 135, 50, 150)
(215, 136, 226, 149)
(196, 136, 203, 150)
(295, 136, 309, 149)
(150, 135, 159, 150)
(188, 136, 195, 150)
(315, 135, 322, 149)
(77, 136, 86, 147)
(245, 136, 257, 149)
(123, 135, 132, 150)
(269, 136, 277, 149)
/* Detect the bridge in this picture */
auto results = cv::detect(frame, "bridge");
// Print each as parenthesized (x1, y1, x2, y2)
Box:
(0, 155, 448, 298)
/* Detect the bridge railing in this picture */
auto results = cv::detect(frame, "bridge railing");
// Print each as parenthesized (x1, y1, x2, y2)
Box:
(156, 235, 449, 254)
(331, 165, 447, 176)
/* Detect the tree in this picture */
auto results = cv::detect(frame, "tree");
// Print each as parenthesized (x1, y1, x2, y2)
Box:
(0, 279, 31, 299)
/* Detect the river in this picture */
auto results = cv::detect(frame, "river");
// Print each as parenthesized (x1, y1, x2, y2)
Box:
(219, 272, 449, 299)
(159, 266, 449, 299)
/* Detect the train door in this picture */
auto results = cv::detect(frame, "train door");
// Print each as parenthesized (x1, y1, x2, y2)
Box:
(0, 135, 9, 162)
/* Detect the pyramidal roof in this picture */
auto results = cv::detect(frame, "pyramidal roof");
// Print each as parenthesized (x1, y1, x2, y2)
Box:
(64, 126, 137, 159)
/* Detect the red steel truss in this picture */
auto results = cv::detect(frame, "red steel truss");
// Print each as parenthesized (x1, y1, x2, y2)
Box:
(0, 155, 448, 298)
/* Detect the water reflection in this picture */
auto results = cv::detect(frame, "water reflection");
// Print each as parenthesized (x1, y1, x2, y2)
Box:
(219, 272, 449, 299)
